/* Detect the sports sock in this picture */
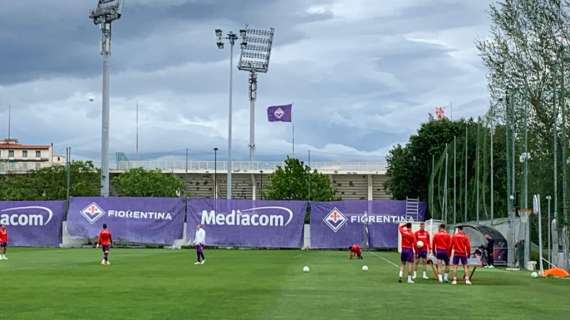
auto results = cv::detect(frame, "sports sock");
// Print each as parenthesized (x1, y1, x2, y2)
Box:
(438, 274, 443, 282)
(444, 273, 449, 281)
(423, 271, 427, 277)
(407, 275, 412, 282)
(399, 270, 403, 278)
(412, 271, 417, 277)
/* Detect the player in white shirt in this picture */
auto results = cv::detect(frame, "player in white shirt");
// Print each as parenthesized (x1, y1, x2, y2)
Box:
(193, 224, 206, 265)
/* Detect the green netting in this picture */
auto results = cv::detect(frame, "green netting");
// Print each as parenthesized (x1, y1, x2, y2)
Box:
(429, 107, 569, 228)
(428, 119, 508, 225)
(428, 94, 570, 268)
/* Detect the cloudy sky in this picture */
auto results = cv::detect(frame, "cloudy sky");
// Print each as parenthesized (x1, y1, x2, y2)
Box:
(0, 0, 492, 162)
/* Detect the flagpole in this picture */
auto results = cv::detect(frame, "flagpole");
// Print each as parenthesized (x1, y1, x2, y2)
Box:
(136, 102, 139, 155)
(8, 104, 11, 139)
(292, 122, 295, 156)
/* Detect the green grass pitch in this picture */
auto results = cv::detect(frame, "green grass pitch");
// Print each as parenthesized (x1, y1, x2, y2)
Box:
(0, 248, 568, 320)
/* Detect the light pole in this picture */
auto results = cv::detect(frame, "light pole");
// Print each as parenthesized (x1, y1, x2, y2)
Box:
(213, 147, 218, 200)
(215, 29, 246, 200)
(66, 146, 71, 201)
(259, 170, 264, 200)
(546, 195, 552, 263)
(185, 148, 189, 173)
(509, 193, 515, 267)
(237, 26, 275, 162)
(519, 151, 531, 268)
(90, 0, 122, 197)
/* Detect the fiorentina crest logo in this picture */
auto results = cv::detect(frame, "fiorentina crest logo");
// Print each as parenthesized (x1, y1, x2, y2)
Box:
(323, 207, 347, 232)
(273, 107, 285, 119)
(80, 202, 106, 224)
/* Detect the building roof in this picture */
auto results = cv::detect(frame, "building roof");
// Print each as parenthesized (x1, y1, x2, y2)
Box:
(0, 138, 50, 150)
(0, 144, 51, 150)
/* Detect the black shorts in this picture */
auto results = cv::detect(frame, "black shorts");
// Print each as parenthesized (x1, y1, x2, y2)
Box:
(101, 245, 110, 252)
(0, 242, 6, 248)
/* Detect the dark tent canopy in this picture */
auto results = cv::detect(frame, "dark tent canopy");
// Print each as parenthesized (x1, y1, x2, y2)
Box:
(458, 224, 508, 266)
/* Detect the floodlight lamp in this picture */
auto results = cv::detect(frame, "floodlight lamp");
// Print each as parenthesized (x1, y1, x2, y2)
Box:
(215, 29, 223, 38)
(240, 29, 247, 39)
(217, 41, 224, 49)
(90, 0, 122, 24)
(228, 32, 238, 43)
(238, 27, 274, 73)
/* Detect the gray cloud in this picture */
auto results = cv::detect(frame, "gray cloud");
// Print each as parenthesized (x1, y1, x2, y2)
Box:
(0, 0, 492, 161)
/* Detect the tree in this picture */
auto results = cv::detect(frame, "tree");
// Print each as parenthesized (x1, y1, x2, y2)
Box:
(385, 117, 509, 222)
(0, 161, 100, 200)
(264, 157, 335, 201)
(112, 168, 185, 197)
(477, 0, 570, 223)
(384, 145, 416, 200)
(385, 118, 468, 201)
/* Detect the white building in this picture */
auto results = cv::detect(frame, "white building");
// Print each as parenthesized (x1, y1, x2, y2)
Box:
(0, 138, 65, 172)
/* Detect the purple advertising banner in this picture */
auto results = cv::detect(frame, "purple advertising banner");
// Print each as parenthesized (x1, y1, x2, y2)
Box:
(187, 199, 306, 248)
(310, 200, 426, 249)
(367, 200, 426, 248)
(0, 201, 65, 247)
(67, 197, 185, 245)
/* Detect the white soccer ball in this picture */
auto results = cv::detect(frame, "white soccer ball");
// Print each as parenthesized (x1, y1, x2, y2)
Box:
(362, 265, 369, 272)
(531, 272, 539, 278)
(416, 240, 424, 249)
(303, 266, 310, 273)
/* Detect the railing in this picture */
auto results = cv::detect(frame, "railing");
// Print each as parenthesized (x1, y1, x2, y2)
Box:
(114, 160, 386, 174)
(0, 161, 57, 173)
(0, 160, 386, 174)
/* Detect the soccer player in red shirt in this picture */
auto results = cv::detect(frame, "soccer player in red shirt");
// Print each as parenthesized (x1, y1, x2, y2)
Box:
(432, 223, 452, 283)
(0, 224, 8, 260)
(348, 243, 363, 259)
(96, 224, 113, 265)
(413, 222, 431, 280)
(451, 226, 472, 285)
(399, 222, 415, 284)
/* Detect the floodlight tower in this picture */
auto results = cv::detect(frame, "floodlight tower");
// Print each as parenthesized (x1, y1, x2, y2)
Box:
(215, 29, 246, 200)
(90, 0, 122, 197)
(238, 27, 275, 163)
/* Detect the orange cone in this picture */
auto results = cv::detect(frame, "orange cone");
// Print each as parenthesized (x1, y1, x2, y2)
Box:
(543, 268, 570, 278)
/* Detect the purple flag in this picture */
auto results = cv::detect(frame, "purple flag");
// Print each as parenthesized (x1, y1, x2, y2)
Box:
(67, 197, 185, 245)
(267, 104, 292, 122)
(0, 201, 65, 247)
(310, 200, 426, 249)
(187, 199, 306, 248)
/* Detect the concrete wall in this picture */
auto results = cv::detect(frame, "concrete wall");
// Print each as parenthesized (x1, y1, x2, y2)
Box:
(176, 172, 391, 200)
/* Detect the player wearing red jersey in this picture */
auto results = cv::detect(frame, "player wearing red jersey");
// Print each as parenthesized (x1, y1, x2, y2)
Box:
(451, 226, 472, 285)
(97, 224, 113, 265)
(413, 222, 431, 280)
(432, 224, 452, 283)
(398, 222, 415, 284)
(0, 224, 8, 260)
(348, 243, 363, 259)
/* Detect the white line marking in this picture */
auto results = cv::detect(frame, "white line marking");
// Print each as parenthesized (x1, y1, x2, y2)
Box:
(369, 251, 399, 269)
